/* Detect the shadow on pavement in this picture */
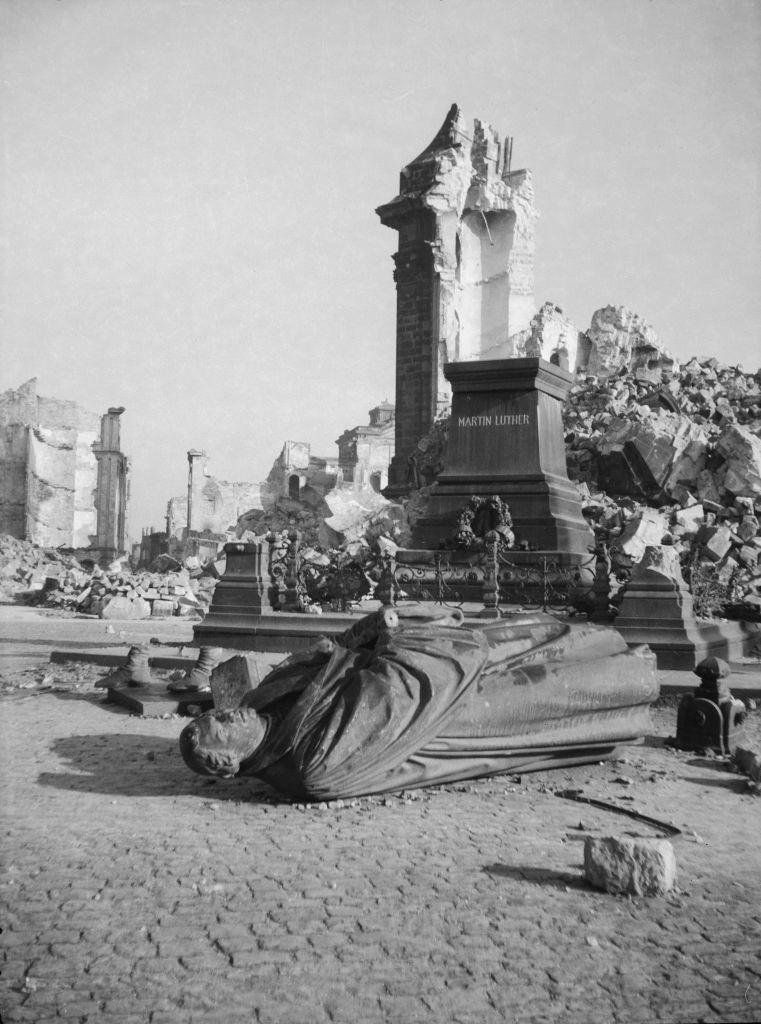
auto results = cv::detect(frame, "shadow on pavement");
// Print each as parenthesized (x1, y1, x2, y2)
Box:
(483, 863, 584, 888)
(36, 733, 277, 802)
(681, 775, 749, 793)
(642, 733, 671, 748)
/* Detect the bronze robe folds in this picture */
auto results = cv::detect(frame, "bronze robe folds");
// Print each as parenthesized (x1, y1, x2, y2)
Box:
(181, 611, 658, 800)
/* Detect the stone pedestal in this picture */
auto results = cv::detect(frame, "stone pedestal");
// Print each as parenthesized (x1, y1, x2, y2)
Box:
(193, 542, 277, 644)
(614, 546, 760, 670)
(413, 358, 593, 555)
(193, 541, 363, 652)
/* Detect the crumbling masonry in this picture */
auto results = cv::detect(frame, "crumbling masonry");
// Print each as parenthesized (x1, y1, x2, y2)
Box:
(377, 105, 538, 495)
(0, 379, 128, 561)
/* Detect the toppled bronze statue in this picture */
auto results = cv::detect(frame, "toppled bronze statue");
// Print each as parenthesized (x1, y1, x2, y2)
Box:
(179, 606, 658, 800)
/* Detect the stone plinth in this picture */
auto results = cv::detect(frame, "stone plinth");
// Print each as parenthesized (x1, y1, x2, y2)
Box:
(614, 546, 760, 670)
(413, 358, 593, 555)
(193, 541, 363, 652)
(194, 542, 277, 631)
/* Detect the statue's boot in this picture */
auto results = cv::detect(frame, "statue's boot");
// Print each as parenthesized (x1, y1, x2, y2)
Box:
(96, 645, 154, 689)
(167, 647, 222, 693)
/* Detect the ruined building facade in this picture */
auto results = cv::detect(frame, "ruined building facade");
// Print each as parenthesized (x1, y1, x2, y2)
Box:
(335, 401, 395, 493)
(377, 105, 538, 495)
(163, 451, 262, 561)
(0, 379, 129, 560)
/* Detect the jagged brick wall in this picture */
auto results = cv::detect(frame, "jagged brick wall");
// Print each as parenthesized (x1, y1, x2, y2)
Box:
(389, 220, 437, 491)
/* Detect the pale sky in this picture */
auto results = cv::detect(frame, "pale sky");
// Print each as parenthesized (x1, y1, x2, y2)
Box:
(1, 0, 760, 540)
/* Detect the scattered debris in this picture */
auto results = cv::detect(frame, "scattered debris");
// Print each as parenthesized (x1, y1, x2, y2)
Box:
(0, 534, 219, 618)
(554, 789, 681, 837)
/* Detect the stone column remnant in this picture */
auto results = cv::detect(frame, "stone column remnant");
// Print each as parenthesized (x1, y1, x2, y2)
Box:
(376, 105, 538, 496)
(92, 406, 129, 560)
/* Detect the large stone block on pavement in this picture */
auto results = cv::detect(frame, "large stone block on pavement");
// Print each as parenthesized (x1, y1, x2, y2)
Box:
(99, 595, 151, 620)
(150, 599, 175, 618)
(584, 836, 677, 896)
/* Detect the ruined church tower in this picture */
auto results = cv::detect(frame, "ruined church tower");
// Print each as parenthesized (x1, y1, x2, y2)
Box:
(376, 105, 537, 496)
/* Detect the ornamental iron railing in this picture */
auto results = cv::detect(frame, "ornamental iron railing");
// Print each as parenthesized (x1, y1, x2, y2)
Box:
(265, 530, 611, 619)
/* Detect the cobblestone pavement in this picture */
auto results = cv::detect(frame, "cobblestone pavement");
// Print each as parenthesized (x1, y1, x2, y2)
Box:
(1, 670, 761, 1023)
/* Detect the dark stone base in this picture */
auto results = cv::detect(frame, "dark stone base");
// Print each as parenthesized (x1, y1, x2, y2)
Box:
(193, 610, 361, 653)
(613, 616, 760, 671)
(412, 473, 594, 554)
(105, 684, 214, 717)
(614, 574, 761, 670)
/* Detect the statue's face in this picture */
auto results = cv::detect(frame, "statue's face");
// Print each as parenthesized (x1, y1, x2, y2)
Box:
(179, 708, 268, 778)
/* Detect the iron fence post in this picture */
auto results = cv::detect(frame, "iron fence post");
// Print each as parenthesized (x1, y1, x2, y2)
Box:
(283, 529, 301, 611)
(480, 529, 501, 618)
(376, 552, 396, 606)
(591, 539, 611, 622)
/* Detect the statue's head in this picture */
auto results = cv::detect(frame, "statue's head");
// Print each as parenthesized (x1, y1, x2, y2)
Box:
(179, 707, 268, 778)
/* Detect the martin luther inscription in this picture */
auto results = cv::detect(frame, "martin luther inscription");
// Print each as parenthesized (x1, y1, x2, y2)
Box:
(458, 414, 530, 427)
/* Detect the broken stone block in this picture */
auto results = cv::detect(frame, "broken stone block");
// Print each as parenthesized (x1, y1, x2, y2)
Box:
(579, 306, 678, 381)
(737, 515, 759, 543)
(673, 504, 704, 535)
(616, 508, 668, 562)
(505, 301, 580, 368)
(738, 545, 759, 568)
(151, 599, 175, 618)
(696, 467, 725, 506)
(636, 543, 683, 580)
(598, 411, 707, 499)
(99, 595, 151, 620)
(584, 836, 677, 896)
(209, 654, 260, 711)
(735, 496, 756, 516)
(733, 747, 761, 789)
(670, 484, 697, 508)
(701, 525, 733, 563)
(716, 423, 761, 499)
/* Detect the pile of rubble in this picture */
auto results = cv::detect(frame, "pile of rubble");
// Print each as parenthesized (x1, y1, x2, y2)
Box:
(237, 499, 326, 548)
(562, 355, 761, 617)
(564, 358, 761, 501)
(0, 534, 219, 619)
(398, 339, 761, 618)
(0, 535, 80, 603)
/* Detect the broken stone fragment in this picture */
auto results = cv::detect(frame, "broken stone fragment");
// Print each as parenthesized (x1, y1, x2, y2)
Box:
(615, 508, 668, 562)
(716, 423, 761, 499)
(209, 654, 260, 711)
(737, 515, 760, 542)
(584, 836, 677, 896)
(635, 543, 684, 582)
(99, 595, 151, 620)
(732, 747, 761, 790)
(673, 504, 704, 535)
(700, 525, 733, 563)
(578, 306, 678, 381)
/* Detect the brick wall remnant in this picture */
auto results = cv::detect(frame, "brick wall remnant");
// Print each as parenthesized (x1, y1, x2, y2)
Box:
(164, 450, 263, 563)
(377, 104, 538, 495)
